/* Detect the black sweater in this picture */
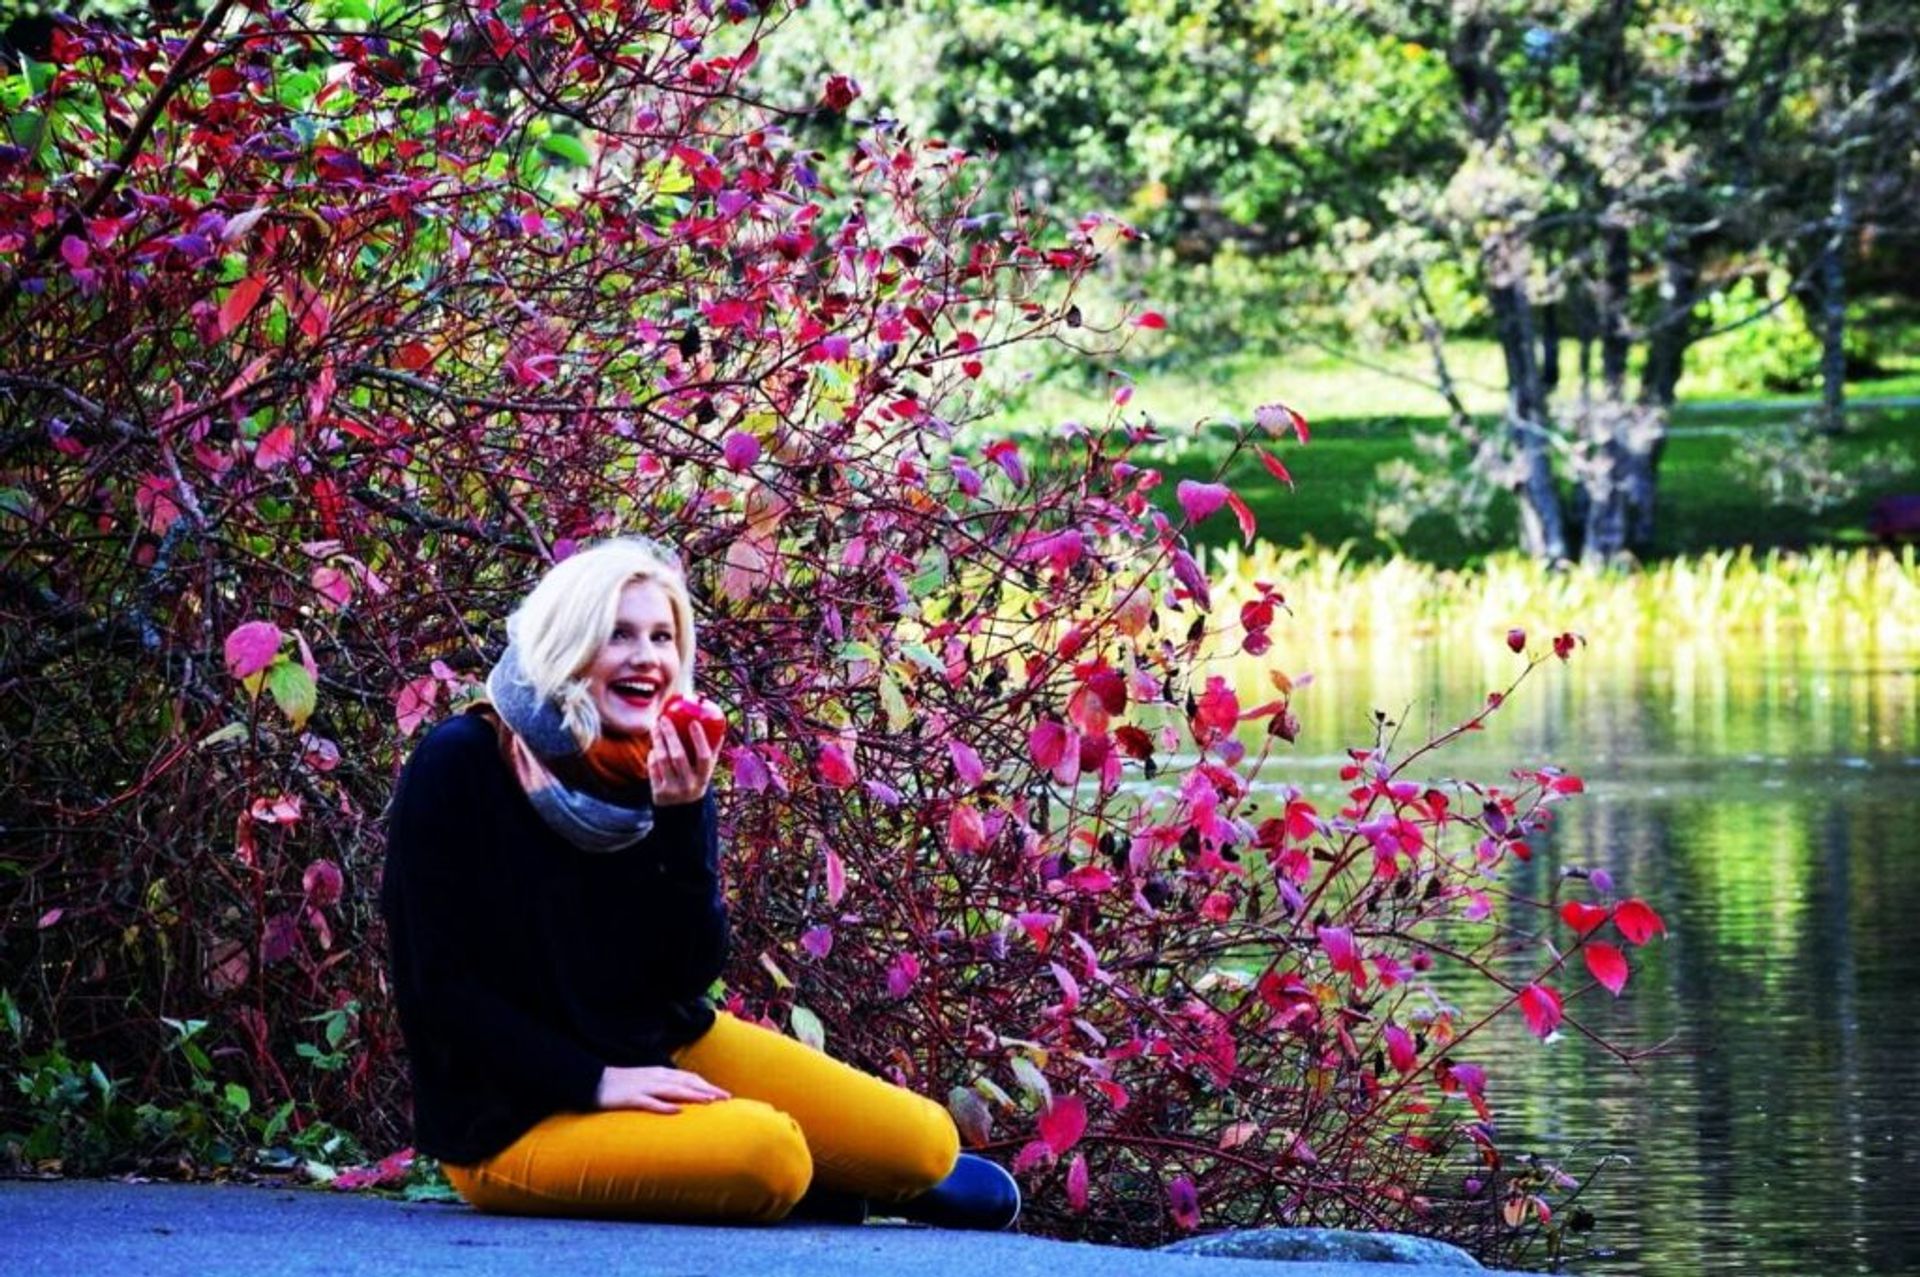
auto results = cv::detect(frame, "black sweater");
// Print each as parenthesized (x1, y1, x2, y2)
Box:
(379, 713, 727, 1166)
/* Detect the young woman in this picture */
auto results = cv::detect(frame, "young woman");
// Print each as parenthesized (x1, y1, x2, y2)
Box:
(380, 536, 1018, 1226)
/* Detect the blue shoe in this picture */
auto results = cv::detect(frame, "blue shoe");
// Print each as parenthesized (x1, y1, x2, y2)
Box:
(893, 1154, 1021, 1231)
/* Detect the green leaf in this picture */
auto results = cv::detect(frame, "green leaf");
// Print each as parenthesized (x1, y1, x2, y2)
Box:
(878, 675, 910, 732)
(539, 132, 593, 167)
(262, 1099, 295, 1144)
(899, 642, 943, 675)
(837, 640, 881, 664)
(1009, 1055, 1052, 1108)
(264, 660, 317, 731)
(789, 1005, 826, 1052)
(198, 722, 249, 749)
(223, 1083, 251, 1115)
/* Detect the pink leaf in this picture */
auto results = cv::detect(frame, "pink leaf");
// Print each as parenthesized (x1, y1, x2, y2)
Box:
(1029, 719, 1069, 771)
(1383, 1022, 1417, 1075)
(1167, 1176, 1201, 1231)
(948, 739, 984, 790)
(37, 907, 63, 929)
(1175, 480, 1229, 524)
(1518, 983, 1564, 1039)
(823, 848, 846, 906)
(1318, 924, 1367, 989)
(395, 674, 439, 738)
(254, 425, 297, 471)
(311, 566, 352, 611)
(1169, 549, 1211, 610)
(1614, 898, 1667, 945)
(1254, 402, 1310, 443)
(721, 431, 761, 471)
(1065, 1154, 1089, 1212)
(1038, 1095, 1087, 1157)
(302, 859, 344, 908)
(1584, 941, 1629, 995)
(1064, 865, 1115, 894)
(224, 621, 283, 679)
(885, 951, 920, 998)
(800, 926, 834, 959)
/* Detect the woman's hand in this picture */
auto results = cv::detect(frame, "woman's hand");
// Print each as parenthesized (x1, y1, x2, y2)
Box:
(595, 1065, 731, 1114)
(648, 711, 716, 807)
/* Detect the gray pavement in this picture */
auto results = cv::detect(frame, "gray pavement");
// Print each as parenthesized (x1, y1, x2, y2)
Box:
(0, 1179, 1530, 1276)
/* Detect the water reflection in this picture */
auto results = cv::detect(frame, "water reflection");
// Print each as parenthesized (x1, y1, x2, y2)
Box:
(1233, 635, 1920, 1276)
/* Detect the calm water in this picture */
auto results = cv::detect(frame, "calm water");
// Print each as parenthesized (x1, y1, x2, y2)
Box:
(1233, 634, 1920, 1276)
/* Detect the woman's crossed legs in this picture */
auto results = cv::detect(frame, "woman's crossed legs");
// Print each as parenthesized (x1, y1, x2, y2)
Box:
(442, 1012, 961, 1222)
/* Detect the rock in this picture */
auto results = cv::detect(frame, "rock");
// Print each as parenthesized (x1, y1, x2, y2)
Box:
(1157, 1228, 1483, 1268)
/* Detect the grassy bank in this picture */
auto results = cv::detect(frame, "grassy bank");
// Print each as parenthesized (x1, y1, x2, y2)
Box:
(987, 343, 1919, 563)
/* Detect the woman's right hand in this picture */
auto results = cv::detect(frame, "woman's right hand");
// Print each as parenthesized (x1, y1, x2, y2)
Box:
(595, 1065, 731, 1113)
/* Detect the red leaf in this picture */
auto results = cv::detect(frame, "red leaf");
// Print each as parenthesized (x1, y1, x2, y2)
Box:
(1194, 675, 1239, 736)
(817, 741, 858, 788)
(1549, 773, 1585, 795)
(1065, 1154, 1089, 1212)
(1114, 725, 1154, 761)
(1038, 1095, 1087, 1156)
(219, 276, 267, 338)
(1226, 491, 1256, 545)
(1506, 627, 1526, 653)
(302, 859, 343, 908)
(224, 621, 283, 679)
(1584, 941, 1629, 996)
(1614, 898, 1667, 945)
(1257, 448, 1294, 489)
(1559, 901, 1609, 934)
(947, 803, 986, 854)
(1134, 310, 1167, 330)
(1518, 983, 1564, 1039)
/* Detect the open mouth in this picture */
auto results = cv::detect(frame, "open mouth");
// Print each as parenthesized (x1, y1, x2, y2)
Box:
(609, 678, 662, 707)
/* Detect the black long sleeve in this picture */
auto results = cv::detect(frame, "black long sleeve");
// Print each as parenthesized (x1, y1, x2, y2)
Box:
(379, 713, 728, 1165)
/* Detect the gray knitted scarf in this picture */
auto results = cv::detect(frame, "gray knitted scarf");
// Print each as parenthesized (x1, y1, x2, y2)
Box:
(483, 643, 655, 853)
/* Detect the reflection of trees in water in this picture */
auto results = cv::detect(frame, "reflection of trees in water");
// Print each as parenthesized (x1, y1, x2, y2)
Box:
(1252, 639, 1920, 1273)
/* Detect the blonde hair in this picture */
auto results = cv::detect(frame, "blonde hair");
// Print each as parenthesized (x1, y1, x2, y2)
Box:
(506, 536, 697, 746)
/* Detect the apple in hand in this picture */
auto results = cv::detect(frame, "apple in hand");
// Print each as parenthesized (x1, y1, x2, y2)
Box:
(660, 694, 728, 754)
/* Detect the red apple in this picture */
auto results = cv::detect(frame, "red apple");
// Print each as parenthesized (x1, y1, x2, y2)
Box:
(661, 693, 727, 754)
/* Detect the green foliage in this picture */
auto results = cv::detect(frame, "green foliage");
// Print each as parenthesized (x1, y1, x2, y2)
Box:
(1, 989, 366, 1179)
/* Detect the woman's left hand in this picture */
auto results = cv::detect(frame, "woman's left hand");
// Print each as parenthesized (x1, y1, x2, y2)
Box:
(649, 710, 716, 807)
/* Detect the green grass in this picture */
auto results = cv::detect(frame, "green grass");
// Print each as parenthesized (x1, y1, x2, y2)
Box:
(985, 337, 1920, 564)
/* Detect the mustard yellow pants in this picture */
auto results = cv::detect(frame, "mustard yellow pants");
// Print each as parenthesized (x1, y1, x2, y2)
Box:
(442, 1012, 960, 1222)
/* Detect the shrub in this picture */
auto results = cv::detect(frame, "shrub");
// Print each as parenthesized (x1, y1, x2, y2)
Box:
(1, 1, 1655, 1263)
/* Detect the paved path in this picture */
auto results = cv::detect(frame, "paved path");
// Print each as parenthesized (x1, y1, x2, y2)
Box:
(1, 1179, 1527, 1276)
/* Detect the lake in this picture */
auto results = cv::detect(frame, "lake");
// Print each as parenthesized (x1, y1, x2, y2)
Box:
(1230, 630, 1920, 1276)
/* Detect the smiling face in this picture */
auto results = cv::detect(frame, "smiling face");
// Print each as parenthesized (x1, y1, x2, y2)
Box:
(581, 579, 683, 739)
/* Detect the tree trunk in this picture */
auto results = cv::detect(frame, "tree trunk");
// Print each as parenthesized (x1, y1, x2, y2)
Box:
(1600, 223, 1632, 398)
(1490, 280, 1568, 562)
(1819, 166, 1852, 435)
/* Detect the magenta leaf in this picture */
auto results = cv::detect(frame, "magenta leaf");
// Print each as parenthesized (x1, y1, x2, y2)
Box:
(223, 621, 283, 680)
(1038, 1094, 1087, 1156)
